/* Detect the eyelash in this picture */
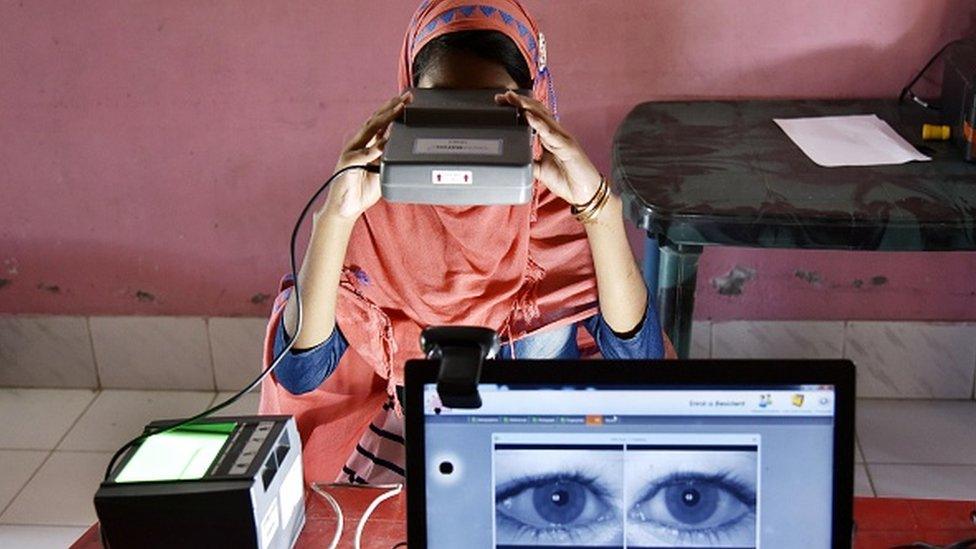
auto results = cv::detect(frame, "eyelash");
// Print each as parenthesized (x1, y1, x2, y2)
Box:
(630, 470, 757, 543)
(496, 513, 611, 544)
(495, 470, 618, 541)
(634, 469, 757, 508)
(496, 470, 609, 501)
(661, 514, 757, 547)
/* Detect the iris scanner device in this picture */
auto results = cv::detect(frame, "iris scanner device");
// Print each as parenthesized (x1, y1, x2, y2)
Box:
(380, 88, 534, 205)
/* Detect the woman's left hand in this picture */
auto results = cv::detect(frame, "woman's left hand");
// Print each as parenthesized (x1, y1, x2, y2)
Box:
(495, 90, 602, 205)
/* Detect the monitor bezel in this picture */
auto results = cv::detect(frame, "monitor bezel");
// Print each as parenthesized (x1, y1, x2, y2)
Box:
(405, 359, 855, 548)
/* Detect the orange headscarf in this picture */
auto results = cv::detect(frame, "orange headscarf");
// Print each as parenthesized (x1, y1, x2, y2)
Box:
(260, 0, 600, 481)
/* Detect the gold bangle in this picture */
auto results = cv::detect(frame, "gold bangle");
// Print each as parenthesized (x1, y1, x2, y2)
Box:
(574, 178, 608, 223)
(576, 180, 610, 224)
(571, 175, 610, 223)
(569, 173, 606, 215)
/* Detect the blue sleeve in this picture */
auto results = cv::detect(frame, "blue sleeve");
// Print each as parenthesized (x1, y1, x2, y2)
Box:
(583, 295, 664, 359)
(271, 319, 349, 395)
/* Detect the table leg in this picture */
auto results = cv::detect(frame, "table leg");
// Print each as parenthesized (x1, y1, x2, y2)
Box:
(642, 233, 660, 299)
(656, 243, 703, 359)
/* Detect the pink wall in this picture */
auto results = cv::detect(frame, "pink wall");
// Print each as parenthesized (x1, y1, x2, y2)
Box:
(2, 0, 974, 319)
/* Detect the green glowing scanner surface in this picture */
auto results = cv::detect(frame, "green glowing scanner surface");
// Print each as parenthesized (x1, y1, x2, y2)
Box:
(114, 423, 236, 482)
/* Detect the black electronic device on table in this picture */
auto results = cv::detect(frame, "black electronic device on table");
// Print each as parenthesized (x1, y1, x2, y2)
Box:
(380, 88, 534, 205)
(405, 359, 856, 548)
(942, 37, 976, 161)
(95, 415, 304, 549)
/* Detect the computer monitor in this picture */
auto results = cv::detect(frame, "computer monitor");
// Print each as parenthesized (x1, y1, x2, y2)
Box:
(405, 359, 854, 548)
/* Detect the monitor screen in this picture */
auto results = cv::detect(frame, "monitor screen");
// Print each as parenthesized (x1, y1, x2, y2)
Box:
(114, 422, 236, 483)
(422, 384, 837, 548)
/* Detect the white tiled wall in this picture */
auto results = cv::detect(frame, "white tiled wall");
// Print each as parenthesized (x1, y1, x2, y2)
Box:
(0, 317, 98, 388)
(1, 315, 270, 394)
(712, 321, 844, 359)
(90, 317, 214, 390)
(690, 321, 710, 359)
(2, 316, 976, 400)
(706, 320, 976, 400)
(208, 318, 269, 391)
(846, 322, 976, 398)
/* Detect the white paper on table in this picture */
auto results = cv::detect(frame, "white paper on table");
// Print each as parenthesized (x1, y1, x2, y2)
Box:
(773, 114, 931, 167)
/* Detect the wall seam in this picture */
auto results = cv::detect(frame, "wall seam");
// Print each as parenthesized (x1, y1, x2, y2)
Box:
(85, 317, 102, 390)
(204, 317, 218, 393)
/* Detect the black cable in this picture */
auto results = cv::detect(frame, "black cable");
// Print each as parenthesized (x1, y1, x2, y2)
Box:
(102, 163, 379, 482)
(899, 38, 962, 110)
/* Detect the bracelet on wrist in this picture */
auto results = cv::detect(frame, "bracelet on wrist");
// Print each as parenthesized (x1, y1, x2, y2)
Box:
(570, 175, 610, 224)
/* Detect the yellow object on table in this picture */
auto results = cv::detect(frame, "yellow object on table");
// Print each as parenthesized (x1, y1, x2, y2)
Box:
(922, 124, 951, 141)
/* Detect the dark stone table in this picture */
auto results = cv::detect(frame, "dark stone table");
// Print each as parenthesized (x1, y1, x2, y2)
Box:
(612, 100, 976, 358)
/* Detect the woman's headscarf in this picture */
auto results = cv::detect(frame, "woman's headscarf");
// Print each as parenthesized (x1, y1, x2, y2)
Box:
(402, 0, 559, 117)
(260, 0, 600, 481)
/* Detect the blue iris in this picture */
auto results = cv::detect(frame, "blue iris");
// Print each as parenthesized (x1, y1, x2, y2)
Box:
(531, 480, 586, 524)
(663, 481, 719, 525)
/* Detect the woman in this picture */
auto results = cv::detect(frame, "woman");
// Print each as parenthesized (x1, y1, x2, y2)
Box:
(260, 0, 673, 484)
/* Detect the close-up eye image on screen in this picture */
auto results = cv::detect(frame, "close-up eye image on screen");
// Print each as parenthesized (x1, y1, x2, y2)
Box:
(493, 443, 625, 546)
(490, 434, 759, 548)
(623, 442, 759, 548)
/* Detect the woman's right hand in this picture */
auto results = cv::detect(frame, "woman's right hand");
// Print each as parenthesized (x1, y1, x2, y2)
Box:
(320, 91, 413, 221)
